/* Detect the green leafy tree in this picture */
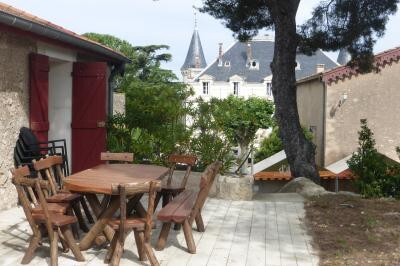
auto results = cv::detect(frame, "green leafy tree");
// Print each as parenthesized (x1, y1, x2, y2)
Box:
(213, 96, 274, 174)
(189, 98, 235, 174)
(255, 126, 314, 163)
(200, 0, 398, 183)
(255, 127, 283, 163)
(85, 33, 193, 164)
(83, 33, 171, 89)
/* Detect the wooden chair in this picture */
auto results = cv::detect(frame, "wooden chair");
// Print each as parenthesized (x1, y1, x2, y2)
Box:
(105, 181, 161, 266)
(11, 166, 84, 266)
(156, 161, 221, 254)
(155, 154, 197, 209)
(33, 156, 94, 233)
(16, 127, 70, 176)
(99, 152, 135, 211)
(100, 152, 134, 164)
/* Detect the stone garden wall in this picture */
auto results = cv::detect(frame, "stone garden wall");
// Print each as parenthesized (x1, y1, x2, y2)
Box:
(0, 31, 36, 209)
(113, 92, 125, 115)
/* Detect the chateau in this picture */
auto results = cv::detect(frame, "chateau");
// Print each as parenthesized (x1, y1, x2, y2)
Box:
(181, 28, 340, 101)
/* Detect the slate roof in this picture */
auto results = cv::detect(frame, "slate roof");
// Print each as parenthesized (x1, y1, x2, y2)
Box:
(197, 38, 338, 82)
(181, 29, 207, 70)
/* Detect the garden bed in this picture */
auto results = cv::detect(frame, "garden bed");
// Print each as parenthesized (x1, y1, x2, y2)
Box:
(305, 194, 400, 265)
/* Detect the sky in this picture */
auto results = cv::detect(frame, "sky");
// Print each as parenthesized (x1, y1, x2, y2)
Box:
(3, 0, 400, 79)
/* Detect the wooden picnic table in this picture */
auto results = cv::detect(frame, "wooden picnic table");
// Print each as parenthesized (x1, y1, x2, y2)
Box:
(64, 164, 169, 251)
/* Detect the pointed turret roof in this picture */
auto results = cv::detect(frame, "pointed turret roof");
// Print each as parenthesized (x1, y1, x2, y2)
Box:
(181, 29, 207, 70)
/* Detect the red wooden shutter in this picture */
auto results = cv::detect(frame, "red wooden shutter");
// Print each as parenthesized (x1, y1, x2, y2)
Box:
(71, 62, 107, 173)
(29, 53, 50, 143)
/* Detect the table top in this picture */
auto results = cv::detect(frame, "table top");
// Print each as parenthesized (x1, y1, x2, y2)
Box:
(64, 164, 169, 195)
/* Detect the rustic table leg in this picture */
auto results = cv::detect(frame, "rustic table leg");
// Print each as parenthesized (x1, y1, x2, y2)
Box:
(79, 195, 120, 251)
(135, 201, 147, 218)
(85, 194, 115, 242)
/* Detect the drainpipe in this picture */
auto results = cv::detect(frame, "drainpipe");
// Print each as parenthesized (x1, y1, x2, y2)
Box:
(322, 75, 327, 167)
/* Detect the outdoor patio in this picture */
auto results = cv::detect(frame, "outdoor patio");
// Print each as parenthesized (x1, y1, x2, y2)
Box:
(0, 193, 317, 266)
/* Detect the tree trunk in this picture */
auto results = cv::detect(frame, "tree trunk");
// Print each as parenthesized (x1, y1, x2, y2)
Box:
(239, 142, 249, 175)
(269, 1, 320, 183)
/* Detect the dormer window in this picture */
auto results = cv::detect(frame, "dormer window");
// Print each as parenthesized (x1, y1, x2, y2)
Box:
(248, 59, 259, 70)
(224, 61, 230, 67)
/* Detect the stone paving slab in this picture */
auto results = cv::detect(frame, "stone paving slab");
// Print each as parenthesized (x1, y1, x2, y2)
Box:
(0, 193, 318, 266)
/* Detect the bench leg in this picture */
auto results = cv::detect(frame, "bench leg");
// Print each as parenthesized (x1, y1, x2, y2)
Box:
(156, 222, 171, 251)
(182, 219, 196, 254)
(195, 212, 205, 232)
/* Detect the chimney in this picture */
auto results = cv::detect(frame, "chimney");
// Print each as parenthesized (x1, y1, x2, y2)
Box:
(218, 43, 223, 66)
(246, 42, 252, 62)
(316, 64, 325, 73)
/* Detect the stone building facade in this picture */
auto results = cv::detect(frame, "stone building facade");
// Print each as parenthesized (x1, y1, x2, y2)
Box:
(0, 31, 35, 209)
(297, 46, 400, 167)
(0, 3, 129, 210)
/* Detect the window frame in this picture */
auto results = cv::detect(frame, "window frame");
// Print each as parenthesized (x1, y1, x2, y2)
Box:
(233, 82, 239, 96)
(202, 82, 209, 95)
(266, 82, 272, 96)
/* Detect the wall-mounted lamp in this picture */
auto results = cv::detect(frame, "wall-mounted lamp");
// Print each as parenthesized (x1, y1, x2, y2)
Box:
(330, 92, 348, 117)
(338, 92, 348, 107)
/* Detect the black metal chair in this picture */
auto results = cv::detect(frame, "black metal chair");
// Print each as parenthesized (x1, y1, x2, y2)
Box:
(14, 127, 70, 178)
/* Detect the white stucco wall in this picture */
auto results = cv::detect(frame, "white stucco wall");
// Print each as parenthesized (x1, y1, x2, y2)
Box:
(188, 80, 274, 101)
(48, 60, 73, 169)
(43, 43, 76, 172)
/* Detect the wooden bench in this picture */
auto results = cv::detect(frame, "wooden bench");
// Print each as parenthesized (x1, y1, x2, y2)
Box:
(254, 170, 354, 181)
(156, 161, 221, 254)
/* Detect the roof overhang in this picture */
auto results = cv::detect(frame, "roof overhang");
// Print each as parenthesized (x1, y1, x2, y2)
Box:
(296, 72, 323, 85)
(0, 8, 130, 65)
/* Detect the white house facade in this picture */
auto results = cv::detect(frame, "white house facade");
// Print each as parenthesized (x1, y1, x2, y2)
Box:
(181, 34, 340, 102)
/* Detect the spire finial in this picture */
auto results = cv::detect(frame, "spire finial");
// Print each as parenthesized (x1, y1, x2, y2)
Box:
(193, 5, 197, 29)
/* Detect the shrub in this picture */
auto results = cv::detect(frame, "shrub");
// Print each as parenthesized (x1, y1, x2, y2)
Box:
(254, 127, 282, 163)
(189, 98, 235, 174)
(347, 119, 400, 199)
